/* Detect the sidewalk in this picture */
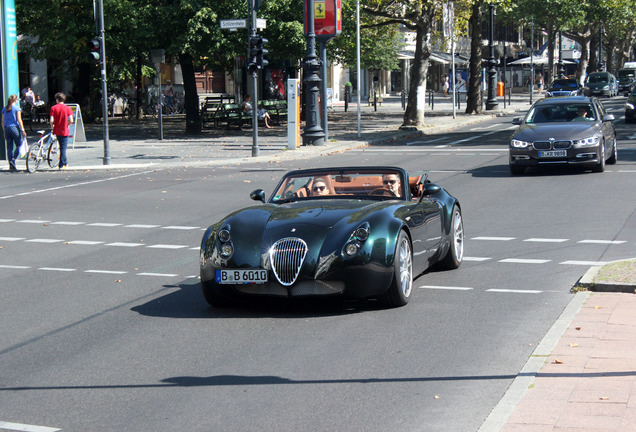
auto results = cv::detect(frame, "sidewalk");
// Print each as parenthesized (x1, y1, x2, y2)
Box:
(482, 260, 636, 432)
(3, 93, 532, 171)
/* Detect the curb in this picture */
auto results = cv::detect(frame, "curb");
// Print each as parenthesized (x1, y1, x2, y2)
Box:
(574, 258, 636, 293)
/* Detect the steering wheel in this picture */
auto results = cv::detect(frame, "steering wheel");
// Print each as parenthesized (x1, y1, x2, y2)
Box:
(369, 188, 396, 197)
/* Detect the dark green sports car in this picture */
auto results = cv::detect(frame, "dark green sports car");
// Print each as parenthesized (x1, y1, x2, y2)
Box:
(200, 167, 463, 308)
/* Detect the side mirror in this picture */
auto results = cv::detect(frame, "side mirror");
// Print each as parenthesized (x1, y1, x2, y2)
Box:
(250, 189, 266, 203)
(422, 183, 441, 197)
(603, 114, 616, 122)
(512, 117, 521, 125)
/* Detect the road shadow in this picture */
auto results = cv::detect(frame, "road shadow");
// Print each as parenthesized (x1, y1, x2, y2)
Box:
(131, 279, 383, 319)
(468, 164, 597, 178)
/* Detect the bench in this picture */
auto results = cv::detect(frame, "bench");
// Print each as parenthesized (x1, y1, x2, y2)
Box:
(367, 93, 383, 106)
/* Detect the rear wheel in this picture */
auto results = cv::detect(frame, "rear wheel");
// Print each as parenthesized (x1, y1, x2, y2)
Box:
(438, 205, 464, 270)
(47, 138, 60, 168)
(381, 230, 412, 307)
(26, 145, 40, 173)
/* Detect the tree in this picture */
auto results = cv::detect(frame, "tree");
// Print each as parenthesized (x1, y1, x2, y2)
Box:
(362, 0, 441, 128)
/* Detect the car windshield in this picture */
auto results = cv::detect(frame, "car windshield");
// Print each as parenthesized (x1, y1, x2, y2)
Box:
(525, 103, 595, 123)
(550, 80, 577, 89)
(587, 74, 608, 84)
(271, 169, 424, 203)
(618, 70, 635, 79)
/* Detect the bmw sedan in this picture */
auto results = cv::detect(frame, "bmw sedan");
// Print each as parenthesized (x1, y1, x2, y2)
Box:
(509, 96, 617, 175)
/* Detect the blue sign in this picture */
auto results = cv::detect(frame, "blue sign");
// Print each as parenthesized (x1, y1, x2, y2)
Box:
(3, 0, 19, 97)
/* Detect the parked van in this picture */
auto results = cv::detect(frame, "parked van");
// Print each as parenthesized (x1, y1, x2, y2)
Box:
(618, 62, 636, 95)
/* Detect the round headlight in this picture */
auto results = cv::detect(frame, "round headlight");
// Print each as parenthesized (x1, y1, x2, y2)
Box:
(220, 243, 234, 257)
(218, 229, 231, 243)
(344, 242, 360, 256)
(355, 227, 369, 241)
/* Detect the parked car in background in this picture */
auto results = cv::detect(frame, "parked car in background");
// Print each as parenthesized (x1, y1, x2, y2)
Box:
(624, 87, 636, 123)
(617, 67, 636, 95)
(509, 96, 617, 174)
(546, 78, 584, 97)
(584, 72, 618, 97)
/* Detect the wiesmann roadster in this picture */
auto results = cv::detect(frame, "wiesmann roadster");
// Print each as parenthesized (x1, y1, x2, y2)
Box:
(200, 167, 463, 308)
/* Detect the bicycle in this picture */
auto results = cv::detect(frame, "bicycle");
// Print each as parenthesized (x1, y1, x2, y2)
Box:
(25, 130, 59, 173)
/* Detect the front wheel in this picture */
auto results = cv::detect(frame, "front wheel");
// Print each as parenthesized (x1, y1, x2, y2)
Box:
(47, 138, 60, 168)
(592, 142, 606, 172)
(381, 230, 413, 307)
(26, 145, 41, 173)
(438, 205, 464, 270)
(607, 137, 617, 165)
(510, 164, 525, 175)
(201, 277, 236, 308)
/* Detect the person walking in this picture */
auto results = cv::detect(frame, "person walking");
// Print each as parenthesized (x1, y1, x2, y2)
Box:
(49, 92, 74, 170)
(443, 74, 450, 97)
(1, 94, 27, 171)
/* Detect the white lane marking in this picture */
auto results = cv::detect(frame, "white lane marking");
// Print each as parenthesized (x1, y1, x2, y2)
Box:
(0, 265, 30, 269)
(137, 272, 179, 277)
(578, 239, 626, 245)
(499, 258, 551, 264)
(146, 244, 189, 249)
(524, 238, 569, 243)
(124, 224, 160, 229)
(87, 223, 123, 227)
(189, 247, 199, 250)
(469, 123, 499, 131)
(463, 257, 491, 262)
(16, 220, 49, 224)
(0, 219, 16, 223)
(0, 170, 160, 200)
(419, 285, 473, 291)
(38, 267, 76, 272)
(0, 420, 61, 432)
(617, 170, 636, 173)
(68, 240, 104, 245)
(105, 242, 145, 247)
(0, 237, 25, 241)
(162, 226, 200, 230)
(471, 236, 515, 241)
(356, 148, 508, 153)
(560, 260, 609, 266)
(437, 129, 508, 147)
(25, 239, 64, 243)
(85, 270, 128, 274)
(487, 289, 543, 294)
(50, 221, 85, 226)
(406, 136, 448, 146)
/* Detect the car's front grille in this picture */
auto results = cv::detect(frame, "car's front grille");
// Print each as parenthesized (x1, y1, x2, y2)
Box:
(269, 237, 308, 286)
(533, 140, 572, 150)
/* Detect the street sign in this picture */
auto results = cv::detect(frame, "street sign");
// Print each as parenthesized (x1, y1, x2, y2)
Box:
(304, 0, 341, 42)
(256, 18, 267, 29)
(221, 19, 247, 29)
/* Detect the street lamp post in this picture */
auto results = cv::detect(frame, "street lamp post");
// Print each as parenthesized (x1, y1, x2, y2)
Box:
(486, 2, 498, 110)
(558, 31, 565, 79)
(302, 0, 325, 146)
(597, 26, 604, 71)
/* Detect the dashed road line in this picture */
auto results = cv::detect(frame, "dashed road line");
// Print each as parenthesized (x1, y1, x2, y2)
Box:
(105, 242, 145, 247)
(38, 267, 76, 272)
(137, 272, 179, 277)
(499, 258, 551, 264)
(124, 224, 160, 229)
(146, 244, 189, 249)
(0, 420, 61, 432)
(87, 223, 123, 227)
(487, 289, 543, 294)
(50, 221, 85, 226)
(85, 270, 128, 274)
(578, 239, 626, 245)
(464, 257, 491, 262)
(25, 239, 64, 243)
(420, 285, 473, 291)
(524, 238, 569, 243)
(0, 265, 30, 269)
(0, 237, 25, 241)
(560, 260, 608, 266)
(67, 240, 104, 245)
(472, 236, 516, 241)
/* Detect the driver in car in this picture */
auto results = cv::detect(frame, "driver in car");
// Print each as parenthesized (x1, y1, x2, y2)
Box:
(382, 173, 402, 197)
(311, 178, 330, 196)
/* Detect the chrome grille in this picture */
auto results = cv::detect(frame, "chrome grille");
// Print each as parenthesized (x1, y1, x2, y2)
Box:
(269, 238, 308, 286)
(533, 141, 551, 150)
(553, 140, 572, 149)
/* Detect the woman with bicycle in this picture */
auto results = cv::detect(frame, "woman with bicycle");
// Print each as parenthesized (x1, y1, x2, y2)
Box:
(1, 94, 27, 171)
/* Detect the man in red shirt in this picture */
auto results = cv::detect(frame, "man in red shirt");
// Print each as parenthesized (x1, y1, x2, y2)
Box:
(49, 92, 74, 169)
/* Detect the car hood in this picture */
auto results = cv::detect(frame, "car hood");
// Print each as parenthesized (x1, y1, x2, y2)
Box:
(512, 123, 600, 141)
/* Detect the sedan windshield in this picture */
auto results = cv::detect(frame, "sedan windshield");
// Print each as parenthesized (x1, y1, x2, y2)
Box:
(271, 169, 419, 202)
(587, 74, 609, 84)
(526, 103, 595, 123)
(549, 80, 578, 89)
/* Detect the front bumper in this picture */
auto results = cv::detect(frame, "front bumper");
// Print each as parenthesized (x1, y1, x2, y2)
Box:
(509, 146, 602, 167)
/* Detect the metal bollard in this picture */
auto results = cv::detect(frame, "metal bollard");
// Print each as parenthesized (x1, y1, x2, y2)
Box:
(401, 90, 406, 110)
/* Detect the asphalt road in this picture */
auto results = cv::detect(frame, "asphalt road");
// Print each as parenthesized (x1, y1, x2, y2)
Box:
(1, 97, 635, 432)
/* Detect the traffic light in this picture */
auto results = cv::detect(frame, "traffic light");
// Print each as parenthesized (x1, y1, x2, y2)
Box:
(247, 35, 268, 73)
(88, 38, 100, 64)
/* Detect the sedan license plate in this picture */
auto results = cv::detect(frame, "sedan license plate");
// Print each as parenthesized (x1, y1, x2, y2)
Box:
(216, 269, 268, 284)
(539, 150, 567, 158)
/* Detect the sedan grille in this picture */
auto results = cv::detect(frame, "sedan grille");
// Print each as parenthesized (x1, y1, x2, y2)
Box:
(269, 237, 308, 286)
(533, 140, 572, 150)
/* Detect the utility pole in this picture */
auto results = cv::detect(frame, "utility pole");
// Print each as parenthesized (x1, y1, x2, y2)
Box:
(485, 2, 498, 110)
(302, 0, 325, 146)
(95, 0, 110, 165)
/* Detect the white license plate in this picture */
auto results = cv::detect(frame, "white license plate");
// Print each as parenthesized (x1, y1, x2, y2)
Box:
(216, 269, 268, 284)
(539, 150, 567, 158)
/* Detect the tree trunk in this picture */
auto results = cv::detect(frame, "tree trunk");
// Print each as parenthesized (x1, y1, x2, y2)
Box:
(401, 23, 432, 128)
(465, 1, 483, 114)
(178, 52, 201, 134)
(547, 25, 555, 83)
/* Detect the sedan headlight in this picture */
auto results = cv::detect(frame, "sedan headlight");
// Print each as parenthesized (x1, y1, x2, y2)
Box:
(573, 136, 600, 147)
(603, 85, 610, 90)
(511, 139, 531, 148)
(626, 102, 635, 110)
